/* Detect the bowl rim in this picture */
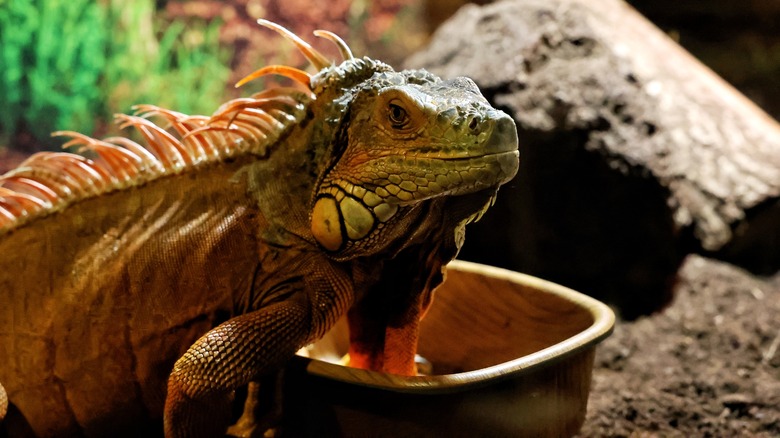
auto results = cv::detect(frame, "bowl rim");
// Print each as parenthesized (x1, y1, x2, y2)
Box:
(300, 260, 616, 394)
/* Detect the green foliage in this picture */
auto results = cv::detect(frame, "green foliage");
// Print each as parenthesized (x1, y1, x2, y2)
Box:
(0, 0, 230, 149)
(0, 0, 106, 146)
(102, 1, 230, 118)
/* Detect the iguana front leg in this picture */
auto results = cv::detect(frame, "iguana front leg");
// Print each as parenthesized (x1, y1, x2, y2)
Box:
(164, 299, 310, 438)
(164, 266, 353, 438)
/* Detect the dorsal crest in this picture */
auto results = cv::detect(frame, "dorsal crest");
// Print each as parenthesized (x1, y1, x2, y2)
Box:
(0, 20, 371, 235)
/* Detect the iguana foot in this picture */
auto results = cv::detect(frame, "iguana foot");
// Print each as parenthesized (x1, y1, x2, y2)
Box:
(226, 375, 284, 438)
(164, 300, 311, 438)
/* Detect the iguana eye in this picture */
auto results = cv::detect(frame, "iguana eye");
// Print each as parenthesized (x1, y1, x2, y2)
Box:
(388, 102, 409, 129)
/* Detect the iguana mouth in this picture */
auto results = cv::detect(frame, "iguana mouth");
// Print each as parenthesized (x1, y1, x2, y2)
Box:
(406, 115, 519, 160)
(327, 113, 519, 207)
(487, 150, 520, 184)
(422, 150, 516, 161)
(427, 114, 519, 186)
(410, 111, 518, 161)
(409, 151, 519, 201)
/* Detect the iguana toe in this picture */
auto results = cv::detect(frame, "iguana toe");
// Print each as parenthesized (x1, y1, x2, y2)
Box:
(0, 381, 7, 422)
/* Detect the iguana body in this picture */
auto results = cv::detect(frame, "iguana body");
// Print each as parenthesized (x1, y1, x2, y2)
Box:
(0, 21, 518, 437)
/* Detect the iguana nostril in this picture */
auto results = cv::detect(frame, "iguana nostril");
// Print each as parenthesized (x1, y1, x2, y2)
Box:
(469, 116, 479, 132)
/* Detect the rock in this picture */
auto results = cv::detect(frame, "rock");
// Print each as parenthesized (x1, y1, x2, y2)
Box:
(405, 0, 780, 317)
(580, 255, 780, 436)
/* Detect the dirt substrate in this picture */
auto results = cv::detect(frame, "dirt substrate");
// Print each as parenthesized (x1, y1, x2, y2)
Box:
(580, 255, 780, 437)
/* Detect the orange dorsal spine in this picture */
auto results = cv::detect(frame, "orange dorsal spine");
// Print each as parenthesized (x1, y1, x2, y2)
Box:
(0, 88, 312, 234)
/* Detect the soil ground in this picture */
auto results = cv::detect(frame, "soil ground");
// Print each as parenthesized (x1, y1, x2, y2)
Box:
(580, 255, 780, 437)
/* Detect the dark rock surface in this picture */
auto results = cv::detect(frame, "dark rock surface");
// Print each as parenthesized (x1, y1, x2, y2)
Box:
(405, 0, 780, 318)
(581, 255, 780, 437)
(627, 0, 780, 122)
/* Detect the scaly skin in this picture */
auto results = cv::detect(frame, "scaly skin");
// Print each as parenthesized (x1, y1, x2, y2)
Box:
(0, 22, 518, 437)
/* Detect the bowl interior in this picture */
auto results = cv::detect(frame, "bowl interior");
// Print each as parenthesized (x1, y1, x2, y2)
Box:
(418, 263, 596, 374)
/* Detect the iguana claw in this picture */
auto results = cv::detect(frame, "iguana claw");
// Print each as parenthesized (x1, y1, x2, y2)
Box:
(0, 381, 7, 422)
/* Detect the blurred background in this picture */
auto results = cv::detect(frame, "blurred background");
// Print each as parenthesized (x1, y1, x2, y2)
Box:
(0, 0, 778, 169)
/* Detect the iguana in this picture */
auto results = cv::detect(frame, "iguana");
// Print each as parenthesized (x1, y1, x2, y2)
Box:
(0, 20, 519, 437)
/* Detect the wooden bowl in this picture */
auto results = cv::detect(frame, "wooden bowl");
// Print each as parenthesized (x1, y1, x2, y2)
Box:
(283, 260, 615, 437)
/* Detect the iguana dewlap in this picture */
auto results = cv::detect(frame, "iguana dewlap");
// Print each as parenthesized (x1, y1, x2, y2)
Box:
(0, 20, 518, 437)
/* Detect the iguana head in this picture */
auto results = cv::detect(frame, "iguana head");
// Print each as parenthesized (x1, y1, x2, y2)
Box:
(308, 66, 519, 255)
(183, 20, 518, 258)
